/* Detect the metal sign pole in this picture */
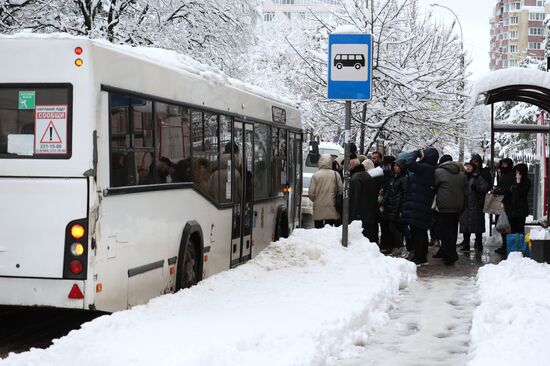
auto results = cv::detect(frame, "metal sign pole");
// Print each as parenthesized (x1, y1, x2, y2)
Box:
(342, 101, 351, 247)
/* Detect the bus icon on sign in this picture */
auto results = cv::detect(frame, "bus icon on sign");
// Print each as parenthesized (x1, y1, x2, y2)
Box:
(334, 54, 365, 70)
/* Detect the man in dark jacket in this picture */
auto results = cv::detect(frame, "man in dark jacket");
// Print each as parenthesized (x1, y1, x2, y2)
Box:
(379, 156, 397, 253)
(402, 148, 439, 265)
(434, 155, 468, 265)
(459, 160, 490, 252)
(350, 164, 384, 243)
(509, 163, 531, 234)
(383, 159, 408, 255)
(494, 158, 515, 254)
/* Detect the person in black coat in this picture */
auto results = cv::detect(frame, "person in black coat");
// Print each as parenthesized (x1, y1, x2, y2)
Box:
(401, 148, 439, 265)
(382, 159, 408, 255)
(350, 164, 384, 244)
(459, 161, 490, 252)
(379, 156, 397, 253)
(493, 158, 515, 254)
(509, 163, 531, 234)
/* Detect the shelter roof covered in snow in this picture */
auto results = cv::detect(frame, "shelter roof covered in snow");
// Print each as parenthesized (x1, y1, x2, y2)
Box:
(471, 68, 550, 110)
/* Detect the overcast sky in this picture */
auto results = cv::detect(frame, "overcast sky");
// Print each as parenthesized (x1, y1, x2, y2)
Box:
(417, 0, 493, 80)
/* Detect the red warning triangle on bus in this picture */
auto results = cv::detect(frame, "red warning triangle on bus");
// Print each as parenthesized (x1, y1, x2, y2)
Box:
(39, 120, 62, 144)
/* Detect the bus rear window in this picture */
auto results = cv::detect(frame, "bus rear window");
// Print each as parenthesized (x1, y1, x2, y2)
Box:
(0, 85, 72, 158)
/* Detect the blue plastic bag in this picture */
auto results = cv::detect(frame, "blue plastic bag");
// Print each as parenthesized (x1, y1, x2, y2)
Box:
(507, 233, 530, 257)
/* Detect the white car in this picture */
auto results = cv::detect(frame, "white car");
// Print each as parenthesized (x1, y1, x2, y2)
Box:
(302, 142, 344, 218)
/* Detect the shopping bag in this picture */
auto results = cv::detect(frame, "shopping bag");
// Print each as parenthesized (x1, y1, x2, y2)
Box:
(496, 211, 511, 234)
(507, 233, 531, 257)
(483, 193, 504, 215)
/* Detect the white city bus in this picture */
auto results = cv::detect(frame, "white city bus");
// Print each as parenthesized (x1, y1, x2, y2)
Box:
(0, 35, 303, 312)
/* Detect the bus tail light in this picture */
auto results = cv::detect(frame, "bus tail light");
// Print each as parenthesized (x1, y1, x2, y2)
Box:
(68, 284, 84, 299)
(63, 219, 88, 280)
(74, 46, 83, 55)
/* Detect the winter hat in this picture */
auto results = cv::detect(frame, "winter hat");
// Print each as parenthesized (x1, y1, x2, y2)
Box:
(438, 154, 453, 166)
(362, 159, 375, 171)
(383, 155, 396, 165)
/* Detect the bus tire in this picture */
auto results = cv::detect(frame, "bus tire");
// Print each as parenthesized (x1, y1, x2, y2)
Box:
(274, 208, 289, 241)
(176, 222, 203, 291)
(354, 63, 361, 69)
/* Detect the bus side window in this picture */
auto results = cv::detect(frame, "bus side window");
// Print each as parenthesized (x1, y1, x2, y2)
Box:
(254, 124, 269, 200)
(156, 102, 191, 183)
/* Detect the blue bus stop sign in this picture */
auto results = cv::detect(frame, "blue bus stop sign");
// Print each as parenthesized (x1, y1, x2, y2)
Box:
(328, 33, 373, 101)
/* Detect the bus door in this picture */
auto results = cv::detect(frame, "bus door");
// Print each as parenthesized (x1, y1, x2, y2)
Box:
(230, 121, 254, 268)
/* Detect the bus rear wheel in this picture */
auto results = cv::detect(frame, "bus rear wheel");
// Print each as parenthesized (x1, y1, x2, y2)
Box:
(180, 241, 199, 289)
(336, 63, 343, 69)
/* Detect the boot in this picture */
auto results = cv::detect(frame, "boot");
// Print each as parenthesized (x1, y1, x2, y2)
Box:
(474, 240, 483, 252)
(459, 242, 471, 252)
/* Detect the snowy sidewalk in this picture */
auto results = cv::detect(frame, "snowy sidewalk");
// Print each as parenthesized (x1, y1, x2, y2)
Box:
(337, 276, 478, 366)
(0, 223, 416, 366)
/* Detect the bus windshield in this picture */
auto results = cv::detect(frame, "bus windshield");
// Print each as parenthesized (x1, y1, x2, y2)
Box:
(0, 85, 72, 158)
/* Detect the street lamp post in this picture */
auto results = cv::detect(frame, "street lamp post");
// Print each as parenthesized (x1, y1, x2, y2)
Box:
(430, 3, 466, 162)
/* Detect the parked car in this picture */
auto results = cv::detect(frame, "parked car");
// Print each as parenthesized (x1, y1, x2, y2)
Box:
(302, 141, 343, 219)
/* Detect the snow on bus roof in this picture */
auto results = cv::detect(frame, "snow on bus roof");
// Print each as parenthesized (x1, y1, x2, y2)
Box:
(471, 67, 550, 104)
(0, 32, 297, 108)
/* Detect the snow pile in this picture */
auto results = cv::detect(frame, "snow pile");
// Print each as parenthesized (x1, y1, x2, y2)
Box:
(1, 223, 416, 366)
(468, 253, 550, 366)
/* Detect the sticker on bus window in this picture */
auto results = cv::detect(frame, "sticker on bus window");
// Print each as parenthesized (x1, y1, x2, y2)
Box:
(34, 105, 67, 155)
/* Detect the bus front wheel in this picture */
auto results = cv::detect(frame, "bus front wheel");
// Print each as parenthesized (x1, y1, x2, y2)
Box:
(354, 63, 361, 69)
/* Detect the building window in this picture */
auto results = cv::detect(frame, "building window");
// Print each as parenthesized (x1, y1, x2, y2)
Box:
(510, 45, 518, 53)
(529, 28, 544, 35)
(528, 42, 542, 49)
(509, 59, 518, 67)
(510, 30, 518, 39)
(537, 0, 544, 6)
(263, 11, 275, 21)
(509, 16, 519, 24)
(529, 13, 545, 21)
(510, 2, 521, 10)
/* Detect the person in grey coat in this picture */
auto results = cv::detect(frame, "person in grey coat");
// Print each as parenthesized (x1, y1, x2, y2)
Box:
(459, 162, 490, 252)
(434, 155, 468, 265)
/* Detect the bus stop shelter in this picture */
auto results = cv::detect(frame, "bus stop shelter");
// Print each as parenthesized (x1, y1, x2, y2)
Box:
(472, 68, 550, 227)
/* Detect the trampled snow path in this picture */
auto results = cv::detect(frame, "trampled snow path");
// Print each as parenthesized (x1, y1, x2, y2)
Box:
(338, 275, 479, 366)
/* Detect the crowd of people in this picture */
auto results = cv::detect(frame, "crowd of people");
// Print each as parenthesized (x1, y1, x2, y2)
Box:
(308, 144, 532, 266)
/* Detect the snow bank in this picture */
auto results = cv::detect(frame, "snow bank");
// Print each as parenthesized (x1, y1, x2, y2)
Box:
(1, 223, 416, 366)
(468, 253, 550, 366)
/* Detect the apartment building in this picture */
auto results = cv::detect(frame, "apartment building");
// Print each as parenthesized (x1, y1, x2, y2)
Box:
(262, 0, 339, 22)
(490, 0, 549, 70)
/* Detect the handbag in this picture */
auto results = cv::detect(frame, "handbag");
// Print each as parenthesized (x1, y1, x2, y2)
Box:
(483, 192, 504, 215)
(507, 233, 530, 257)
(334, 172, 343, 215)
(496, 211, 511, 234)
